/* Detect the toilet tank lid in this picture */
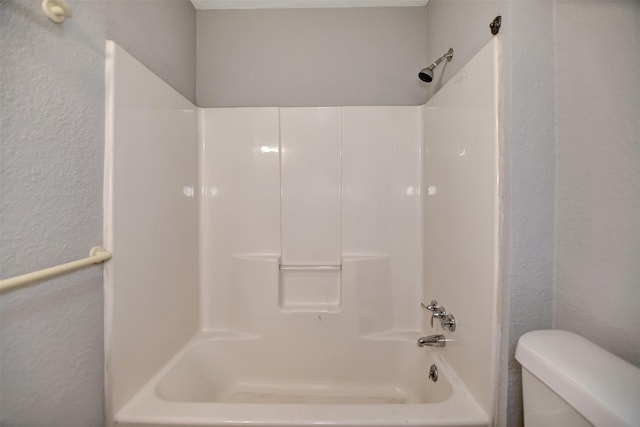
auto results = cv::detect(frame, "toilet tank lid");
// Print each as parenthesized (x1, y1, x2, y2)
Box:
(515, 330, 640, 427)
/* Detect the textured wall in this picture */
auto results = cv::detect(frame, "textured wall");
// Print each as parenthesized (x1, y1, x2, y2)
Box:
(0, 1, 195, 425)
(0, 1, 107, 425)
(554, 0, 640, 366)
(196, 7, 428, 107)
(505, 2, 556, 426)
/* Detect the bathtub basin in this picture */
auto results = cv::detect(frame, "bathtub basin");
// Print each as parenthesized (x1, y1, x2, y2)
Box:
(115, 332, 489, 427)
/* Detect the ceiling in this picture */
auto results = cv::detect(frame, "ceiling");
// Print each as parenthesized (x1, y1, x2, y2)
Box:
(191, 0, 428, 10)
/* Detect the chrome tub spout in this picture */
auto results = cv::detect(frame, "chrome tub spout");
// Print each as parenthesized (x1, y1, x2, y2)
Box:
(417, 334, 446, 347)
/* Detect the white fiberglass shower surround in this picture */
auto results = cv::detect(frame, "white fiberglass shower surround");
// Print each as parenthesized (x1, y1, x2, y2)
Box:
(104, 37, 501, 427)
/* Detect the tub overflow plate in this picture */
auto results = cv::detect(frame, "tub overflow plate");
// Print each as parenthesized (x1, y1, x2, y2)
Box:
(428, 364, 438, 382)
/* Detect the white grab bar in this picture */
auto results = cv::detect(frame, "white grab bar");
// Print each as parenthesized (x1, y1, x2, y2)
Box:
(0, 246, 112, 294)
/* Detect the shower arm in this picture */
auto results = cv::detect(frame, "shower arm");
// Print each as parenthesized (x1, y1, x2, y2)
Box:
(428, 48, 454, 70)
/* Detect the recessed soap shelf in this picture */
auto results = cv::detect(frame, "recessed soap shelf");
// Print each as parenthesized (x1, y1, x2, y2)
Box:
(279, 265, 342, 312)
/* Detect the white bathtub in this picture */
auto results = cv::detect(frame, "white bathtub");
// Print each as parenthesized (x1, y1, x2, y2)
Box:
(115, 332, 489, 427)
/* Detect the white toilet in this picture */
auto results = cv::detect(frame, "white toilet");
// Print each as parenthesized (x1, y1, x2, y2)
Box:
(516, 330, 640, 427)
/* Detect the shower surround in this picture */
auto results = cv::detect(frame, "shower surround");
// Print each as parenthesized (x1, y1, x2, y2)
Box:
(199, 105, 422, 332)
(104, 37, 500, 426)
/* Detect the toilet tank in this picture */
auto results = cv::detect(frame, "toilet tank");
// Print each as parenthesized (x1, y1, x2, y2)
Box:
(516, 330, 640, 427)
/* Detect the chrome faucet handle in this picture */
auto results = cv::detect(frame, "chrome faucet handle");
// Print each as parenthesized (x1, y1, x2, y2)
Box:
(421, 300, 440, 312)
(441, 313, 456, 332)
(431, 306, 447, 328)
(420, 300, 448, 328)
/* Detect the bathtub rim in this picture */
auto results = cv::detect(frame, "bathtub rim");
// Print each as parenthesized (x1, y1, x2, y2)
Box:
(115, 331, 490, 427)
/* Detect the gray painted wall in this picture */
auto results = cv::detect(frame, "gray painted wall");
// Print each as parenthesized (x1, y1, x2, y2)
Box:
(0, 0, 195, 425)
(107, 0, 196, 103)
(554, 0, 640, 365)
(196, 7, 428, 107)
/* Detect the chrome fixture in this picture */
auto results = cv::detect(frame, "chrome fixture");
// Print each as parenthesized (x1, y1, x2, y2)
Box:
(420, 299, 457, 332)
(418, 48, 454, 83)
(421, 299, 448, 328)
(418, 334, 446, 348)
(420, 300, 439, 312)
(428, 364, 439, 382)
(441, 313, 456, 332)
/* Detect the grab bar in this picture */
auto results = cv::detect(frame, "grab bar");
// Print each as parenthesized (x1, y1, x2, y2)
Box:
(0, 246, 112, 294)
(279, 264, 341, 271)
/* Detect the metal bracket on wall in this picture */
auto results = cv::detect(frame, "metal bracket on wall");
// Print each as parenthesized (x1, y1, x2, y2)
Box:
(490, 16, 502, 35)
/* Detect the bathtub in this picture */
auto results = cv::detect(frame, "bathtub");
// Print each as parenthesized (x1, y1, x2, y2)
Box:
(115, 331, 489, 427)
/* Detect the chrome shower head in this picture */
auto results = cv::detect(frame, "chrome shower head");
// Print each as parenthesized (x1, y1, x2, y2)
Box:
(418, 66, 435, 83)
(419, 48, 454, 83)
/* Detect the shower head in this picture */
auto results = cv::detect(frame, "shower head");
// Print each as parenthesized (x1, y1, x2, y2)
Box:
(419, 48, 454, 83)
(418, 66, 435, 83)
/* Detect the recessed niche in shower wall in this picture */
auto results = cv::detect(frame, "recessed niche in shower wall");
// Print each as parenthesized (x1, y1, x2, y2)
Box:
(278, 269, 341, 312)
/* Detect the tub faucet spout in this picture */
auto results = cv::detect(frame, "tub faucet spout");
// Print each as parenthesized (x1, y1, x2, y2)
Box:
(417, 334, 446, 347)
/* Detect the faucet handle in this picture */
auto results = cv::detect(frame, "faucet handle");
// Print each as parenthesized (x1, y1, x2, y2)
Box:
(421, 300, 448, 328)
(421, 300, 440, 312)
(431, 306, 447, 328)
(441, 313, 456, 332)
